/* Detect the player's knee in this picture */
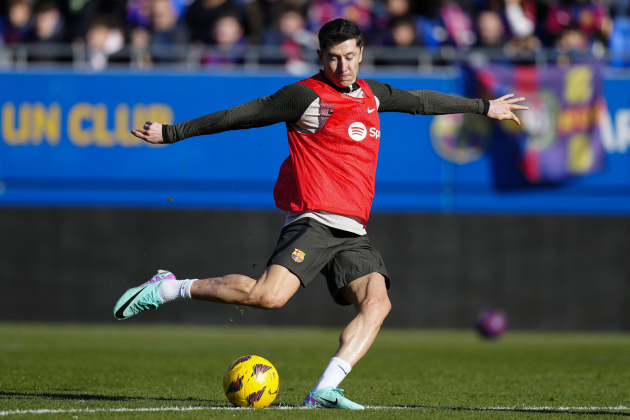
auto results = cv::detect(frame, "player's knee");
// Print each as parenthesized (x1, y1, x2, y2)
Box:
(261, 295, 288, 310)
(251, 294, 288, 310)
(377, 295, 392, 320)
(361, 293, 391, 323)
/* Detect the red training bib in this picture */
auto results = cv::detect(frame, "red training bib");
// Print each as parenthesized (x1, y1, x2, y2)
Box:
(273, 73, 381, 225)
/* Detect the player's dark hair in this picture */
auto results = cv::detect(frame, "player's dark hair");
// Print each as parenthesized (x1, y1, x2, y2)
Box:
(318, 19, 363, 51)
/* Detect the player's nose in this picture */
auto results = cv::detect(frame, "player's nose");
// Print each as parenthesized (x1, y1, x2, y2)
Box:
(338, 58, 348, 73)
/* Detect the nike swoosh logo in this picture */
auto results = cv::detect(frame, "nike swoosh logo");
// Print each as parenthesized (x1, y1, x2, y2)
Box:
(115, 287, 146, 319)
(367, 107, 375, 113)
(321, 397, 338, 406)
(339, 366, 348, 375)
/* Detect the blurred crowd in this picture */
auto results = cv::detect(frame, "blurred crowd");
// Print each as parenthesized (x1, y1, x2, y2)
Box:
(1, 0, 629, 68)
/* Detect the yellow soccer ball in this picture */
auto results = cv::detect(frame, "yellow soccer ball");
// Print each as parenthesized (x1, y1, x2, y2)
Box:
(223, 355, 279, 408)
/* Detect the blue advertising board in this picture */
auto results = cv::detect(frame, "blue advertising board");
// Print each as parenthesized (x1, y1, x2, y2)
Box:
(1, 68, 629, 214)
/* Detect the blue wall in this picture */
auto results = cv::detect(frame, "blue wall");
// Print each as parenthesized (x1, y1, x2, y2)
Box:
(1, 69, 629, 214)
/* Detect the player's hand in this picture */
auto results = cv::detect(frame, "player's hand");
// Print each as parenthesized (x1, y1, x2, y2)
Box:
(131, 121, 164, 144)
(487, 94, 528, 125)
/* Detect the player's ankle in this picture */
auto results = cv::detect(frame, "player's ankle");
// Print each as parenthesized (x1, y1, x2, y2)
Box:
(312, 357, 351, 393)
(158, 279, 197, 303)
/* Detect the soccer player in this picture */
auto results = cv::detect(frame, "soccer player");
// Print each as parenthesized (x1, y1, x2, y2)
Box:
(114, 19, 527, 409)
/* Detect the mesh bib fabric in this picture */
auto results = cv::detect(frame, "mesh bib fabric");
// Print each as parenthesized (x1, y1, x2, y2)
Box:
(273, 74, 381, 225)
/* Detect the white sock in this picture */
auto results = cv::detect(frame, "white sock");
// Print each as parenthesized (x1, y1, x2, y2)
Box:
(312, 357, 352, 393)
(158, 279, 197, 303)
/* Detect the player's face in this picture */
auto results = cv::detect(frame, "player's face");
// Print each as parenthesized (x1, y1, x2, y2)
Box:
(318, 39, 363, 88)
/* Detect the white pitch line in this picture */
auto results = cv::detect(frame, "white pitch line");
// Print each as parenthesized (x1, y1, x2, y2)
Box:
(463, 406, 630, 411)
(0, 407, 216, 416)
(1, 405, 629, 416)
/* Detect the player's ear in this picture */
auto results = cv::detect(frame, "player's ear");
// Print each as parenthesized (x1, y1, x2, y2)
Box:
(359, 46, 363, 63)
(317, 49, 323, 66)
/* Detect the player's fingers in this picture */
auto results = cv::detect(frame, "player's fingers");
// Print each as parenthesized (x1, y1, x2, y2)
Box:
(132, 131, 157, 144)
(137, 136, 151, 143)
(510, 104, 529, 110)
(498, 93, 514, 101)
(130, 129, 148, 139)
(505, 97, 525, 104)
(512, 113, 521, 125)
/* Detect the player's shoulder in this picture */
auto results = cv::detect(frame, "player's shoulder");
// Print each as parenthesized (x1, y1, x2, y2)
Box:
(362, 78, 386, 86)
(272, 81, 319, 101)
(361, 78, 384, 86)
(268, 81, 319, 117)
(362, 79, 394, 99)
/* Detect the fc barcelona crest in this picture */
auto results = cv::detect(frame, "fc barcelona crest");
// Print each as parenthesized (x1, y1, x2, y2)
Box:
(291, 249, 305, 263)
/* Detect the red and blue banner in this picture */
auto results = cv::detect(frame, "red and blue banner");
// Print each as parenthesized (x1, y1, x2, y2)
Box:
(474, 64, 606, 184)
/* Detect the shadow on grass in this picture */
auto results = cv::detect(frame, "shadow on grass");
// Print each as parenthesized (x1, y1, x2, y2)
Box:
(0, 391, 226, 406)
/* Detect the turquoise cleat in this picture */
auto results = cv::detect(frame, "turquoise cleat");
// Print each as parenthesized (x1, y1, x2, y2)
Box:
(302, 387, 364, 410)
(113, 270, 175, 320)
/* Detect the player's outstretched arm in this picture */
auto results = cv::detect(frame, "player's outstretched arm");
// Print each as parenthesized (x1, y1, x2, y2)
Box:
(364, 80, 529, 123)
(131, 121, 164, 144)
(487, 94, 528, 125)
(129, 84, 315, 145)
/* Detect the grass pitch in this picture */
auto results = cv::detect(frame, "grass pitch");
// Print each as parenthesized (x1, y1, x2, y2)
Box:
(1, 323, 629, 419)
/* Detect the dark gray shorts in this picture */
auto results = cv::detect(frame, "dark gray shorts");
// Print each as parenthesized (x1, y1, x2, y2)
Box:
(266, 218, 390, 306)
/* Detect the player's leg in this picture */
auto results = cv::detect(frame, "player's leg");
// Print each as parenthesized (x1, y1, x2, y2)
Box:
(113, 265, 300, 320)
(114, 217, 325, 321)
(190, 264, 300, 309)
(334, 272, 391, 365)
(303, 272, 389, 409)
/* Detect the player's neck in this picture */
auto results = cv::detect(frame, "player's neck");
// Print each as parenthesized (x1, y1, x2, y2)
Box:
(318, 70, 359, 93)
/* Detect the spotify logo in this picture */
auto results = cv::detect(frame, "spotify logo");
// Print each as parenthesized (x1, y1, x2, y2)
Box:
(348, 122, 367, 141)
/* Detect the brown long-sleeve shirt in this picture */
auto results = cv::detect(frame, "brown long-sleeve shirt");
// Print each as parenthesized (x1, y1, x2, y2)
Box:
(163, 71, 489, 144)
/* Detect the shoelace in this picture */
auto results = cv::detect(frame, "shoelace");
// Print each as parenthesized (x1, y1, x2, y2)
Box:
(332, 388, 345, 397)
(137, 290, 161, 309)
